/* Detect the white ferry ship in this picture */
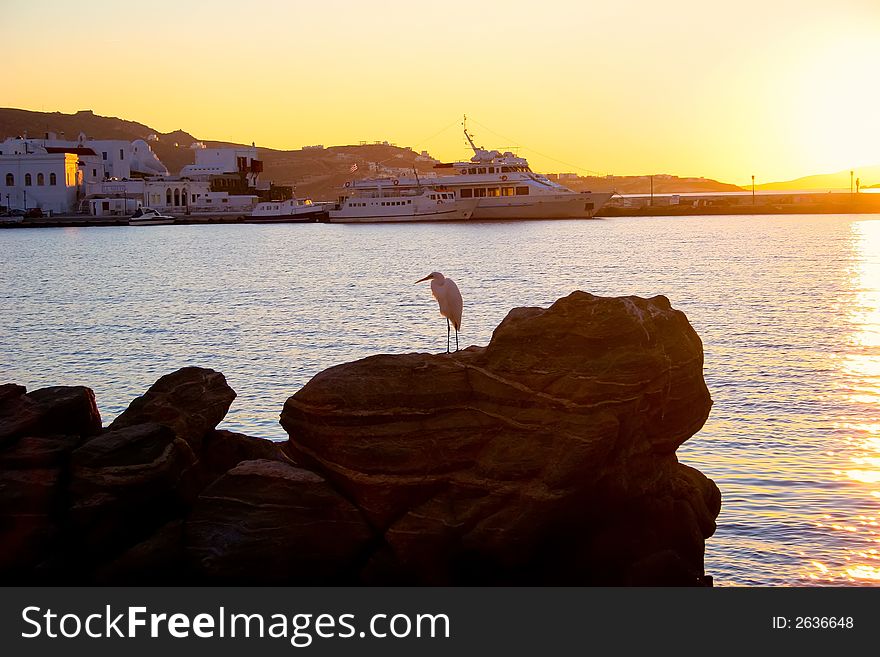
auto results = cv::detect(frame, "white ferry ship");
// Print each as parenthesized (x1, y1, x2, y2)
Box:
(328, 186, 478, 223)
(335, 121, 613, 221)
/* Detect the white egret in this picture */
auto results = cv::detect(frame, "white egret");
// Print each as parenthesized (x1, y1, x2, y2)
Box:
(416, 271, 462, 353)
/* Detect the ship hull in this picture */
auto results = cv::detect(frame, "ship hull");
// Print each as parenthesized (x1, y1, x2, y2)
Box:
(328, 198, 478, 223)
(246, 211, 325, 223)
(327, 207, 474, 223)
(470, 192, 614, 220)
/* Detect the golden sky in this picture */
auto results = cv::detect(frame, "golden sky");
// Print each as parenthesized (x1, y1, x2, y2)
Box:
(5, 0, 880, 184)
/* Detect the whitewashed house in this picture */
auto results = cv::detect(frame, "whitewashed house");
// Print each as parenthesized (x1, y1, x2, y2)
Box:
(0, 149, 81, 214)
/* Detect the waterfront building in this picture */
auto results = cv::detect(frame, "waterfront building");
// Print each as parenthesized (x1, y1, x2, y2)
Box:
(0, 150, 80, 214)
(0, 132, 168, 214)
(86, 144, 269, 216)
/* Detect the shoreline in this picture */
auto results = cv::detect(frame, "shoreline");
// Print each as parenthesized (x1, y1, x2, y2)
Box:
(2, 199, 879, 229)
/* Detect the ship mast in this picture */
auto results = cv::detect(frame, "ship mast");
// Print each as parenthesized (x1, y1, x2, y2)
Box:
(462, 114, 479, 154)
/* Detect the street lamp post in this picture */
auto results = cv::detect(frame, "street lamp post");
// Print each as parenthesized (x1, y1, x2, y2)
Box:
(751, 175, 755, 205)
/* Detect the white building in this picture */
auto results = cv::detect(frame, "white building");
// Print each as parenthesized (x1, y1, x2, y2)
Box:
(0, 132, 171, 214)
(0, 134, 167, 184)
(87, 177, 257, 216)
(0, 150, 81, 214)
(179, 145, 263, 188)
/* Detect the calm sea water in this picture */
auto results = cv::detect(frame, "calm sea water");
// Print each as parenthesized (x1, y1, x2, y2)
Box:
(2, 214, 879, 586)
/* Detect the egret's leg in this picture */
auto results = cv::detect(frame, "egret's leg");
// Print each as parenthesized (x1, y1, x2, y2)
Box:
(455, 329, 459, 352)
(446, 318, 450, 353)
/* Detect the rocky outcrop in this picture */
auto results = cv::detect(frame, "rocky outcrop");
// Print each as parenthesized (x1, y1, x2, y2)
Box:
(280, 292, 719, 585)
(0, 292, 721, 585)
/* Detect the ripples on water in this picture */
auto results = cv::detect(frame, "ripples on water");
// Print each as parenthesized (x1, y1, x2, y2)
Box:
(2, 214, 879, 586)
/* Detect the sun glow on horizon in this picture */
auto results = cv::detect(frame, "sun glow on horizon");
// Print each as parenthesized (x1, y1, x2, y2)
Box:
(3, 0, 880, 183)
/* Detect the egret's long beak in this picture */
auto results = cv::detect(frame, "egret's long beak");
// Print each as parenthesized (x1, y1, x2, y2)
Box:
(415, 275, 432, 283)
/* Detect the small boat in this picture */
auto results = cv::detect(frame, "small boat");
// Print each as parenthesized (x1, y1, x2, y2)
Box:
(129, 208, 175, 226)
(328, 186, 479, 223)
(249, 198, 331, 223)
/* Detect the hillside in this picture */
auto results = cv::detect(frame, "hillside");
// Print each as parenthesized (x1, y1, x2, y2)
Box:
(755, 166, 880, 191)
(561, 174, 741, 195)
(0, 107, 748, 200)
(0, 108, 197, 175)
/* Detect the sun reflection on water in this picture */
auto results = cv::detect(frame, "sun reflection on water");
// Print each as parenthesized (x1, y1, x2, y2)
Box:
(806, 219, 880, 584)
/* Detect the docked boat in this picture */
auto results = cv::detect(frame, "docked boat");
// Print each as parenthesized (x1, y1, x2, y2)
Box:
(129, 207, 175, 226)
(339, 120, 612, 220)
(328, 186, 479, 223)
(248, 197, 331, 223)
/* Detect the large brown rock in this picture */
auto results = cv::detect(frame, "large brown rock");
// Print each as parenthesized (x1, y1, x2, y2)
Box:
(68, 422, 197, 559)
(281, 291, 720, 585)
(186, 459, 374, 584)
(109, 367, 235, 450)
(0, 384, 101, 447)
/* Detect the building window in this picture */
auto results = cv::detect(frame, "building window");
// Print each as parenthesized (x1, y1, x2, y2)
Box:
(474, 188, 486, 197)
(4, 173, 12, 186)
(102, 152, 108, 160)
(502, 187, 514, 196)
(487, 187, 500, 197)
(166, 188, 172, 205)
(119, 149, 124, 160)
(174, 189, 180, 206)
(50, 173, 57, 186)
(92, 169, 97, 178)
(515, 186, 529, 196)
(460, 189, 473, 198)
(25, 173, 32, 186)
(102, 201, 110, 211)
(37, 173, 45, 186)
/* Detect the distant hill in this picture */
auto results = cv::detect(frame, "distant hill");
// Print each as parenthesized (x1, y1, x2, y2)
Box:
(0, 108, 436, 199)
(754, 166, 880, 192)
(0, 107, 196, 174)
(561, 174, 741, 195)
(0, 107, 750, 200)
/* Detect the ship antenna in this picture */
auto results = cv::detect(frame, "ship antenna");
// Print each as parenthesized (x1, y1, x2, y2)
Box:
(463, 114, 479, 154)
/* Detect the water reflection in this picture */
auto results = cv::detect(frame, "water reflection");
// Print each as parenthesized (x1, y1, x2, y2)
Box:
(807, 219, 880, 584)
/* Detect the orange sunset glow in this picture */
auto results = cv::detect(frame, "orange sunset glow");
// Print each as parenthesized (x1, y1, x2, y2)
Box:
(4, 0, 879, 184)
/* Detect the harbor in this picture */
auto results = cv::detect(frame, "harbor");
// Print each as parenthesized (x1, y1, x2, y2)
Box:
(4, 117, 879, 228)
(5, 192, 880, 228)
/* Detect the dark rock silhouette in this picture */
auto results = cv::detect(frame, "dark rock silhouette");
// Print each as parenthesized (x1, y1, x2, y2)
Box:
(0, 293, 721, 585)
(281, 291, 719, 584)
(0, 384, 101, 448)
